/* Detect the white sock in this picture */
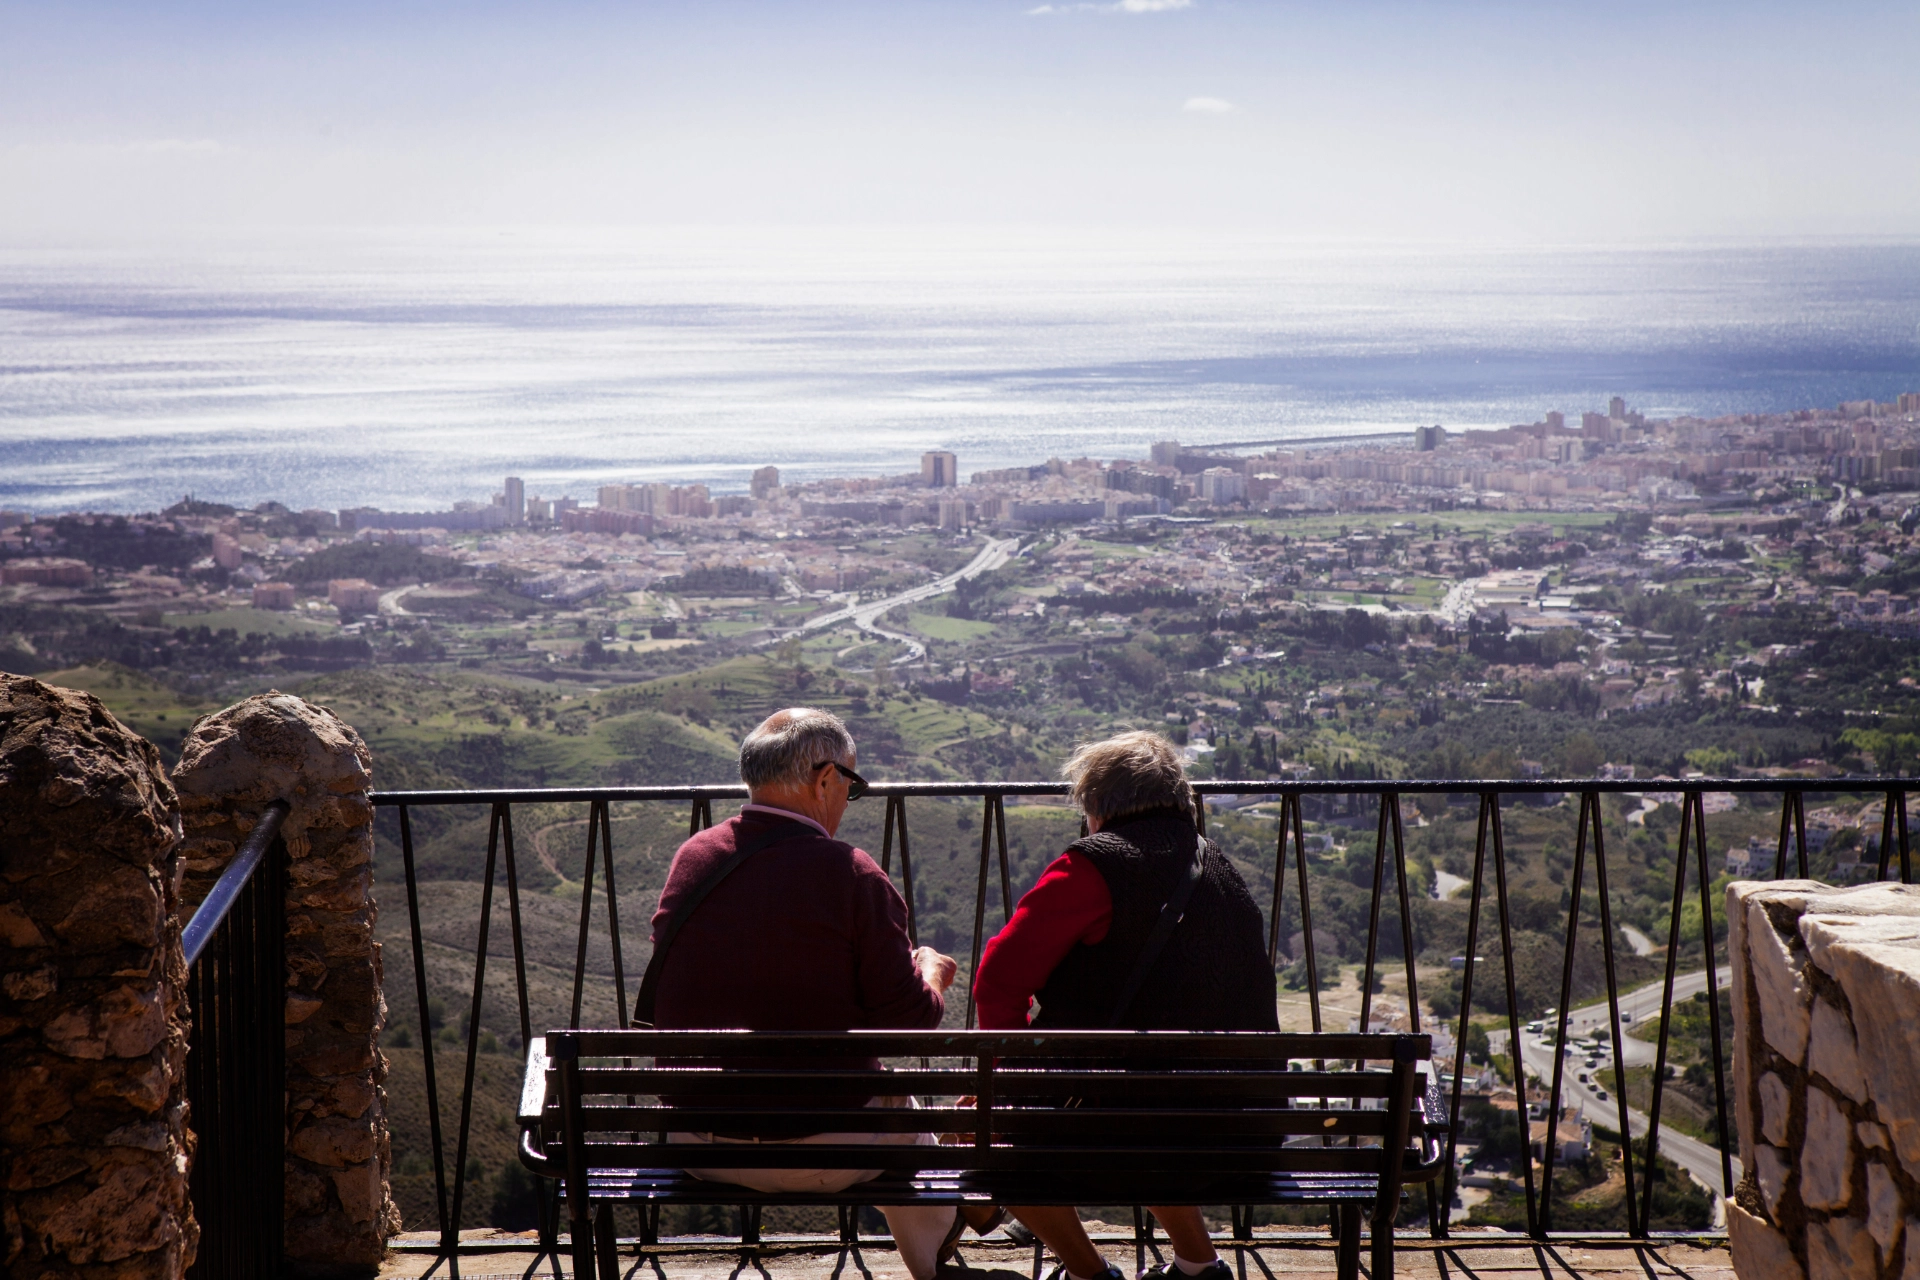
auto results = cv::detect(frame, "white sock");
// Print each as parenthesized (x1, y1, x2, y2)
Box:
(1173, 1256, 1217, 1276)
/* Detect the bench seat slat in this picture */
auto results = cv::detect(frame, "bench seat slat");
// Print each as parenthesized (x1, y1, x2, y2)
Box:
(572, 1069, 1399, 1098)
(564, 1106, 1394, 1137)
(577, 1169, 1386, 1207)
(572, 1141, 1407, 1174)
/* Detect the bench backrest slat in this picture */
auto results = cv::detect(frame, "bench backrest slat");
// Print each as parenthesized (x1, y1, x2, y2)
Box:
(560, 1028, 1424, 1061)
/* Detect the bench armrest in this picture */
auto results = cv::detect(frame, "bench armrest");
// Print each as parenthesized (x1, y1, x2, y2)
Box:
(517, 1037, 562, 1178)
(520, 1035, 552, 1126)
(1402, 1071, 1450, 1181)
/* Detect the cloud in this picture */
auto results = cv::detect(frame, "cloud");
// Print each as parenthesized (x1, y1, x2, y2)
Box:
(1182, 97, 1234, 114)
(1027, 0, 1193, 14)
(131, 139, 223, 155)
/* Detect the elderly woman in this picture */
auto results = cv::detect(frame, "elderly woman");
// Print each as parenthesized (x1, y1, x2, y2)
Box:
(973, 731, 1278, 1280)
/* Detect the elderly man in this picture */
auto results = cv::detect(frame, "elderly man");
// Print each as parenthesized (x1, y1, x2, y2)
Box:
(973, 730, 1278, 1280)
(645, 708, 966, 1280)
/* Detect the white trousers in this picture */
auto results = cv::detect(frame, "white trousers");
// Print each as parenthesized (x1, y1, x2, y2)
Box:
(673, 1094, 958, 1280)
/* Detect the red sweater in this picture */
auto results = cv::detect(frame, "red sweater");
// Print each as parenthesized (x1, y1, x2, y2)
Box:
(649, 810, 945, 1033)
(972, 850, 1114, 1030)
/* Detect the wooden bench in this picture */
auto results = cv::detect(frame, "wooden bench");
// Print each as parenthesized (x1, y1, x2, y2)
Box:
(519, 1029, 1447, 1280)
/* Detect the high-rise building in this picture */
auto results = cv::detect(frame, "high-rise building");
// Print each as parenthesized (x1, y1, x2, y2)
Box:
(504, 476, 525, 525)
(1150, 441, 1183, 468)
(1544, 411, 1565, 431)
(750, 466, 782, 500)
(1608, 397, 1627, 421)
(1413, 425, 1448, 452)
(921, 451, 958, 488)
(1198, 468, 1246, 506)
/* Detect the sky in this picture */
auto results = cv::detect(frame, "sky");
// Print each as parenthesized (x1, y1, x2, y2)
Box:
(1, 0, 1918, 240)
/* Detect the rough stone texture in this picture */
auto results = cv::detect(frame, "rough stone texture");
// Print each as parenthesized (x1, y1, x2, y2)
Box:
(1761, 1072, 1792, 1147)
(173, 692, 396, 1278)
(1801, 1088, 1854, 1212)
(1870, 1165, 1903, 1266)
(0, 674, 195, 1279)
(1808, 998, 1867, 1105)
(1731, 1201, 1806, 1280)
(1729, 881, 1920, 1280)
(1809, 1217, 1878, 1280)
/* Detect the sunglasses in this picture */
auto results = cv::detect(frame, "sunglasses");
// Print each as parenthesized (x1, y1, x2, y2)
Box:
(816, 760, 869, 801)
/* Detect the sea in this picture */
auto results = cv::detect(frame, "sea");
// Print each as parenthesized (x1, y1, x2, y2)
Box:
(2, 228, 1918, 516)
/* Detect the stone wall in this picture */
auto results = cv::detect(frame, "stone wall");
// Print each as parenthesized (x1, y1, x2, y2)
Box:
(0, 674, 196, 1279)
(173, 692, 397, 1278)
(1726, 880, 1920, 1280)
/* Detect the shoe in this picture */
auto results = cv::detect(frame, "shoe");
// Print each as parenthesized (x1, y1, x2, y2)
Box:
(1002, 1218, 1037, 1247)
(1045, 1266, 1124, 1280)
(1138, 1261, 1232, 1280)
(936, 1210, 969, 1265)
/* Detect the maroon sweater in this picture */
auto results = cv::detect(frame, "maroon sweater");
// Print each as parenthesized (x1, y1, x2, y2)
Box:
(649, 810, 944, 1036)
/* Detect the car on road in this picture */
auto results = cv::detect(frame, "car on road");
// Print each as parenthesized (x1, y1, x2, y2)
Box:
(1595, 1089, 1609, 1100)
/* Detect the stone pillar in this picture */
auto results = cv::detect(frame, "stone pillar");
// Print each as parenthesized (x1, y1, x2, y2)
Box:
(173, 692, 397, 1277)
(1726, 880, 1920, 1280)
(0, 674, 196, 1279)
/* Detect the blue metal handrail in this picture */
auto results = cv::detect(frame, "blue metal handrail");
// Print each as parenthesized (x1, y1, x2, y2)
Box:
(182, 800, 291, 967)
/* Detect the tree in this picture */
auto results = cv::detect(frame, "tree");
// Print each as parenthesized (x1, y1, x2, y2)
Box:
(1560, 732, 1603, 778)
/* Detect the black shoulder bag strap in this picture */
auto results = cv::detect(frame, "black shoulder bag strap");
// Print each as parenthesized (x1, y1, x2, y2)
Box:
(1106, 833, 1207, 1028)
(633, 819, 817, 1027)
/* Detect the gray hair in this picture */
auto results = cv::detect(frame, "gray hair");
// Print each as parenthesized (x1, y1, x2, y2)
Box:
(1062, 730, 1194, 824)
(739, 708, 857, 790)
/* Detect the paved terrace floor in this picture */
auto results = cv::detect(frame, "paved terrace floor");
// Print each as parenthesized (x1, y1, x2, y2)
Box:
(378, 1230, 1733, 1280)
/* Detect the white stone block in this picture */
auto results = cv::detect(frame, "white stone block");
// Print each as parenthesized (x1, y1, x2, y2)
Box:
(1729, 1202, 1804, 1280)
(1731, 882, 1757, 1169)
(1808, 996, 1868, 1104)
(1750, 898, 1812, 1063)
(1756, 1143, 1791, 1220)
(1801, 1087, 1855, 1212)
(1759, 1071, 1792, 1146)
(1868, 1162, 1903, 1265)
(1809, 1216, 1877, 1280)
(1807, 907, 1920, 1183)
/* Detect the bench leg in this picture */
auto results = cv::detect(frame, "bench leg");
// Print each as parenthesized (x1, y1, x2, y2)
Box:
(595, 1203, 622, 1280)
(1368, 1211, 1393, 1280)
(565, 1185, 597, 1280)
(1334, 1206, 1360, 1280)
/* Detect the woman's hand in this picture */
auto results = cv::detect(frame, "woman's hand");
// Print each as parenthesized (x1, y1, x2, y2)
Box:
(913, 946, 959, 993)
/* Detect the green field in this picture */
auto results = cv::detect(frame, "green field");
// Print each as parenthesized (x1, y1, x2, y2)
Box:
(162, 606, 339, 637)
(906, 610, 998, 642)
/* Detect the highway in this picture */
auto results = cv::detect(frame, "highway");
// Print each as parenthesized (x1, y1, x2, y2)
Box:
(1494, 969, 1738, 1225)
(783, 535, 1023, 664)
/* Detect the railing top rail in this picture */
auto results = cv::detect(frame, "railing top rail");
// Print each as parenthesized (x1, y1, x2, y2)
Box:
(370, 776, 1920, 805)
(181, 799, 290, 968)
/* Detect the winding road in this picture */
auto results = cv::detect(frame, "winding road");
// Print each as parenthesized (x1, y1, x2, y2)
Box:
(780, 535, 1023, 664)
(1493, 969, 1738, 1225)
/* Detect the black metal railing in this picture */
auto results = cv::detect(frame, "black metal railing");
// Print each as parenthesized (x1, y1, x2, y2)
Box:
(182, 799, 290, 1280)
(368, 776, 1919, 1264)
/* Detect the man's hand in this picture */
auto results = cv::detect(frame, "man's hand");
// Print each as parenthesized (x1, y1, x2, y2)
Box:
(913, 946, 959, 994)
